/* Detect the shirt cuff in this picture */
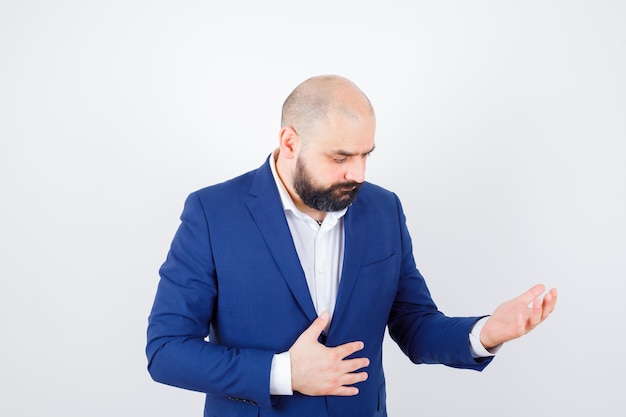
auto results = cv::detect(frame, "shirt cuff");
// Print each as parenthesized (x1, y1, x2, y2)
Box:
(269, 351, 293, 395)
(469, 316, 502, 358)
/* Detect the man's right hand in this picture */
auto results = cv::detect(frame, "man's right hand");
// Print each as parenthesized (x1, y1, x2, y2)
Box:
(288, 311, 369, 396)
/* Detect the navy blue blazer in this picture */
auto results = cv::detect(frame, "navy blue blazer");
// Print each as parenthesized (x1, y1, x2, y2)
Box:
(147, 157, 492, 417)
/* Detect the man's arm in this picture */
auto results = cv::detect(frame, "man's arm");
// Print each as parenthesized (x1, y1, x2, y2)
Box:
(146, 193, 275, 408)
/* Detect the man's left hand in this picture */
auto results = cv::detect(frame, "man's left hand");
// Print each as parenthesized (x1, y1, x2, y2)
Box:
(480, 284, 558, 349)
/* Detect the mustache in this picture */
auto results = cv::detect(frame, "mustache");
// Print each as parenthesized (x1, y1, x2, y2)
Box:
(329, 181, 363, 191)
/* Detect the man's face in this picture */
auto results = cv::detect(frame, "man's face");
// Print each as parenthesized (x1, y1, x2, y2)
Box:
(292, 110, 376, 212)
(293, 155, 362, 212)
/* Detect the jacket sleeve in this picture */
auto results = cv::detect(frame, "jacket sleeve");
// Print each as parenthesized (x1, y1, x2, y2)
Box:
(146, 192, 275, 408)
(386, 193, 493, 371)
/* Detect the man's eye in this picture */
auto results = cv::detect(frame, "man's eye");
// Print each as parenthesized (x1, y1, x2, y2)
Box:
(334, 158, 347, 163)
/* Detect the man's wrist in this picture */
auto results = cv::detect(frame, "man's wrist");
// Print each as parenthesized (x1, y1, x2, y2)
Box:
(469, 317, 502, 358)
(269, 351, 293, 395)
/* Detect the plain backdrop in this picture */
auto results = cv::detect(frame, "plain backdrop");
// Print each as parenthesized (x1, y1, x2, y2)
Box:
(1, 1, 624, 416)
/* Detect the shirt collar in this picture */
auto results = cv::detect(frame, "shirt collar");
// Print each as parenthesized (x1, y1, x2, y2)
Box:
(269, 150, 347, 228)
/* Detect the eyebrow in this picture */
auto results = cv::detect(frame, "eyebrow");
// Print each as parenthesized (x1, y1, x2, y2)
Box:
(334, 144, 376, 157)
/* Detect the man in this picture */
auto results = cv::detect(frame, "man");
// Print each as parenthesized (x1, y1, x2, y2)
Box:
(146, 75, 557, 416)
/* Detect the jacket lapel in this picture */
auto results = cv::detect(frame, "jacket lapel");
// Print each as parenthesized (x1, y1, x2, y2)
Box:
(331, 199, 368, 331)
(245, 158, 318, 322)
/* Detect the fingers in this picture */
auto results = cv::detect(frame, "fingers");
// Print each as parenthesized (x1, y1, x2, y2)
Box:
(334, 386, 360, 396)
(337, 370, 368, 392)
(304, 312, 367, 363)
(529, 296, 543, 328)
(331, 341, 369, 378)
(541, 288, 557, 321)
(519, 283, 546, 305)
(289, 314, 369, 397)
(334, 340, 365, 360)
(327, 362, 368, 396)
(332, 371, 369, 396)
(337, 353, 370, 375)
(526, 287, 558, 332)
(483, 285, 558, 347)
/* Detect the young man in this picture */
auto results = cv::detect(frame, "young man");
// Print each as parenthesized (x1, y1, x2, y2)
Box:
(147, 75, 557, 417)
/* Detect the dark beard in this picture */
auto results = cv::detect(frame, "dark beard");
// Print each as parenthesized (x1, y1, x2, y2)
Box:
(293, 157, 363, 212)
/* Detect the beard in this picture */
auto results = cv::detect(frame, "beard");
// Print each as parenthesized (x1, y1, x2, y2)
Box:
(293, 156, 363, 212)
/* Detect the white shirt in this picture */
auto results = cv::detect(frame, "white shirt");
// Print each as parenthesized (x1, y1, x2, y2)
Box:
(270, 151, 347, 325)
(267, 152, 497, 395)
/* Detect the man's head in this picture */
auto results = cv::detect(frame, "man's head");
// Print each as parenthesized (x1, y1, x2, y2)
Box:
(276, 75, 376, 215)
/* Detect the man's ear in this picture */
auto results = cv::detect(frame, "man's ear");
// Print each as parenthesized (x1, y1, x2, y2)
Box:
(278, 126, 300, 159)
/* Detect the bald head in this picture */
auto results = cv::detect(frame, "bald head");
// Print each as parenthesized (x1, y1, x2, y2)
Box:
(281, 75, 375, 141)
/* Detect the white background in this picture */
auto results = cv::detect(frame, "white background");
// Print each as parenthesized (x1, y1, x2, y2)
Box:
(1, 1, 624, 416)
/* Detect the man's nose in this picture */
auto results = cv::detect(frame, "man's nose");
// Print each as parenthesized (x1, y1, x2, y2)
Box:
(345, 157, 366, 183)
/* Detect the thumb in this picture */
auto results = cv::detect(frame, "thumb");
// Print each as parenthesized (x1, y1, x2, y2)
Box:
(303, 311, 329, 339)
(519, 284, 546, 305)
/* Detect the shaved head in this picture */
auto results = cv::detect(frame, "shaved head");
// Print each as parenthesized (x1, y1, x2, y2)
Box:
(280, 75, 375, 142)
(275, 75, 376, 217)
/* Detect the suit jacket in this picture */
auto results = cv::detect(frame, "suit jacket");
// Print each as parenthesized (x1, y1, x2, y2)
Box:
(146, 156, 492, 417)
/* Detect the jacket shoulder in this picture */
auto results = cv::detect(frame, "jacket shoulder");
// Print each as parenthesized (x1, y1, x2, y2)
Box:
(191, 160, 271, 202)
(356, 181, 401, 207)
